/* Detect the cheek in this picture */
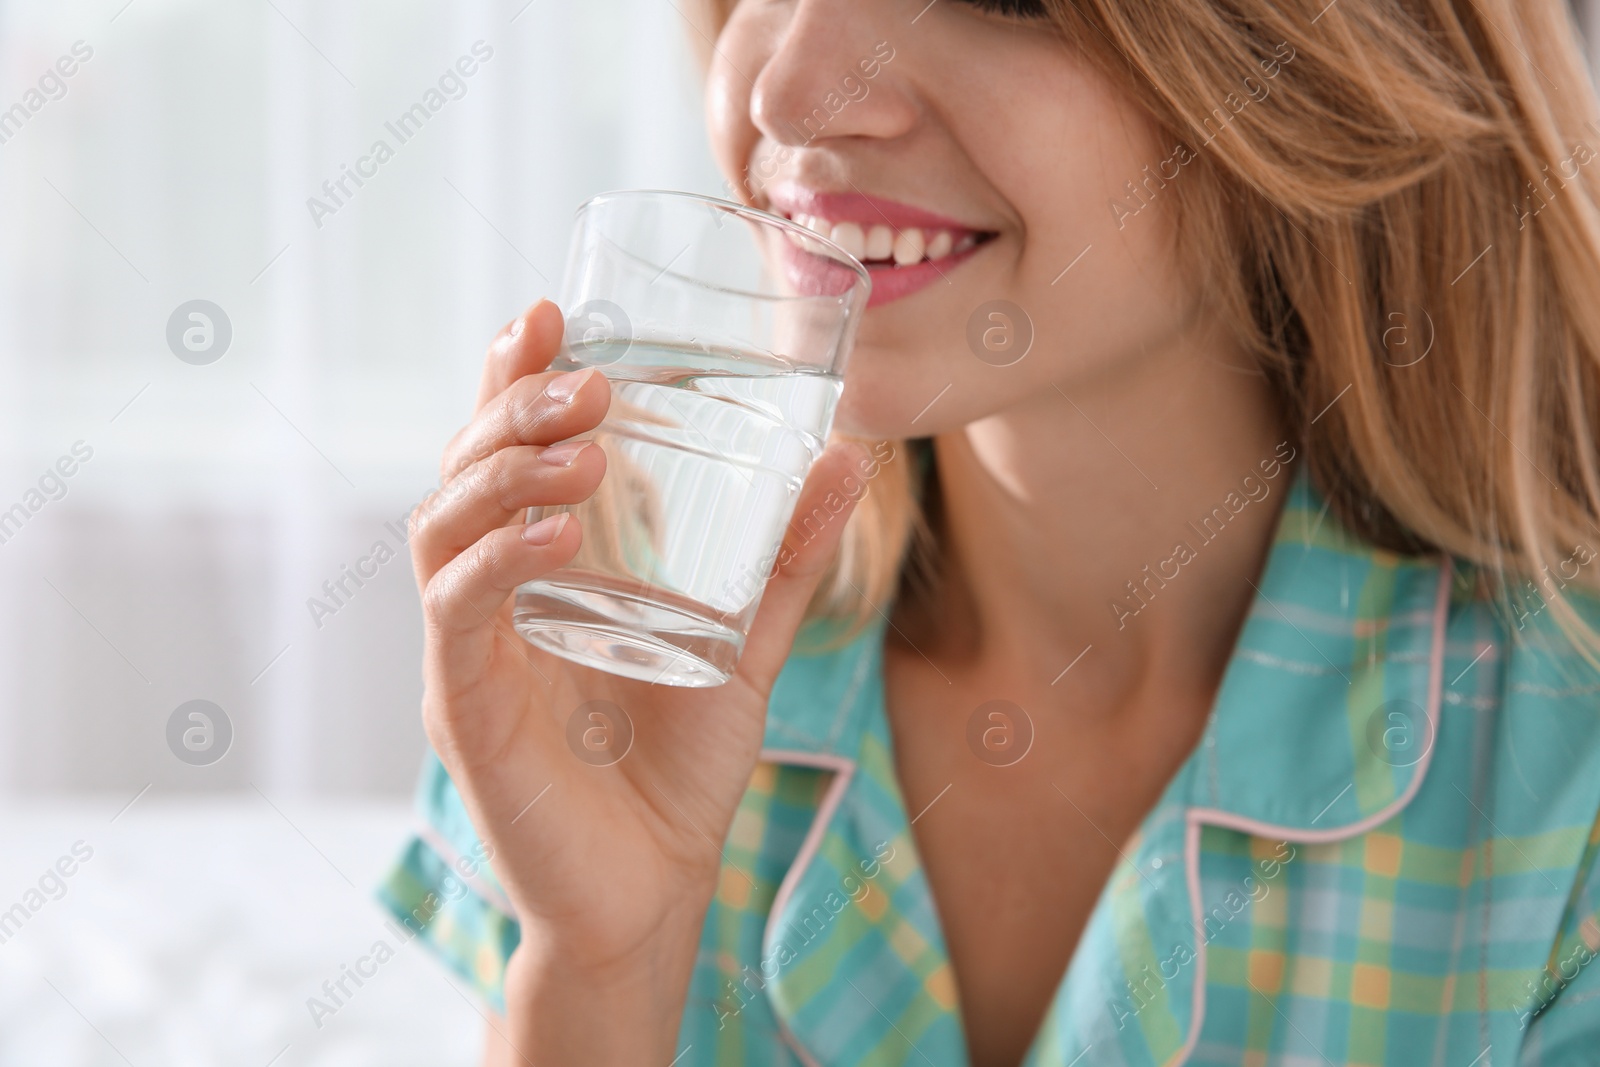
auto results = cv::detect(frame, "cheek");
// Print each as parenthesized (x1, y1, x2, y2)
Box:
(1004, 75, 1188, 309)
(984, 84, 1195, 382)
(704, 7, 777, 201)
(839, 94, 1194, 436)
(705, 60, 754, 195)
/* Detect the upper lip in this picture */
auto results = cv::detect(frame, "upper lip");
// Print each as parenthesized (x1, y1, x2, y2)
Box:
(763, 181, 992, 235)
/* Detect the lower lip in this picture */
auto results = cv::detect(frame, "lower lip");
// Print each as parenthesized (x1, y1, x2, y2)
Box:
(862, 241, 986, 308)
(775, 233, 988, 309)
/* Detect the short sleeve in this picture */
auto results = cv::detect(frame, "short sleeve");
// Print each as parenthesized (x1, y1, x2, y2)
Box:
(1517, 816, 1600, 1065)
(375, 751, 522, 1013)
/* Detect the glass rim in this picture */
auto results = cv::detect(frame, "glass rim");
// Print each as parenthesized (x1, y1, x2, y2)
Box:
(574, 187, 873, 295)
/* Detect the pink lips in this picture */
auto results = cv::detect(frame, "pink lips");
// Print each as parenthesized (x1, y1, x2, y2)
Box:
(766, 182, 983, 233)
(765, 182, 993, 309)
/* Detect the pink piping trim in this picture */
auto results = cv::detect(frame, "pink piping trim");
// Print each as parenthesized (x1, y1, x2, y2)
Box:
(1166, 557, 1453, 1067)
(1175, 818, 1208, 1067)
(757, 747, 856, 1067)
(758, 748, 859, 932)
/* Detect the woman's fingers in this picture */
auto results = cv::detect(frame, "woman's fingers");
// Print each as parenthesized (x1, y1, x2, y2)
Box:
(440, 366, 610, 483)
(475, 299, 566, 414)
(417, 514, 584, 767)
(421, 513, 583, 642)
(735, 439, 872, 695)
(412, 440, 606, 579)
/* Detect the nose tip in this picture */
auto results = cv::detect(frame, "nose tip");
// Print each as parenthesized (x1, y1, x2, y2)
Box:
(748, 77, 804, 148)
(751, 52, 851, 148)
(747, 21, 907, 149)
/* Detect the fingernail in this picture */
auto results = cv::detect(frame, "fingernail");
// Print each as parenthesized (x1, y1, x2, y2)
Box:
(539, 441, 590, 467)
(508, 316, 524, 339)
(544, 367, 597, 405)
(522, 513, 570, 546)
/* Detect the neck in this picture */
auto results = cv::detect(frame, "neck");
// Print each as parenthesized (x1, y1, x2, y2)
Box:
(903, 319, 1293, 718)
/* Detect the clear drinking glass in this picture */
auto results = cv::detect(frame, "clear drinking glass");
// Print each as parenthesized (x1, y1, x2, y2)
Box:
(513, 190, 871, 687)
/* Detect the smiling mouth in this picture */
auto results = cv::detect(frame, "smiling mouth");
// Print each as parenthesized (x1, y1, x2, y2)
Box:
(773, 211, 999, 270)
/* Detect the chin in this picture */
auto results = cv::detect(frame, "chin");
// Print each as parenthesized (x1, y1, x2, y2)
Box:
(831, 374, 946, 440)
(830, 394, 891, 440)
(829, 375, 901, 439)
(834, 334, 994, 439)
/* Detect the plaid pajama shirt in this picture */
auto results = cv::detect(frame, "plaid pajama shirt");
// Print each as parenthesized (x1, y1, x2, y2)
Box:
(378, 468, 1600, 1065)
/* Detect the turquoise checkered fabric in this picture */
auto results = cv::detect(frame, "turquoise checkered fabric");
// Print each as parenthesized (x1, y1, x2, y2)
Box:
(378, 468, 1600, 1065)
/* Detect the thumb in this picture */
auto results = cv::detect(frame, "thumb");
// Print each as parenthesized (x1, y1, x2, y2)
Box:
(735, 439, 873, 694)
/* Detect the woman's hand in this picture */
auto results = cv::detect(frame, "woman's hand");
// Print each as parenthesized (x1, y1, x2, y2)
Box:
(409, 299, 866, 1064)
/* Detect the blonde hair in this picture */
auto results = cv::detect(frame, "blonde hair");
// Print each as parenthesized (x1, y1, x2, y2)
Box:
(691, 0, 1600, 659)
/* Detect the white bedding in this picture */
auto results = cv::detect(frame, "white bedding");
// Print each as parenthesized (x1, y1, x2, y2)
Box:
(0, 796, 484, 1066)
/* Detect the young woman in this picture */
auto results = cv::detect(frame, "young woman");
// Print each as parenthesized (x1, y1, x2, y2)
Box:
(381, 1, 1600, 1063)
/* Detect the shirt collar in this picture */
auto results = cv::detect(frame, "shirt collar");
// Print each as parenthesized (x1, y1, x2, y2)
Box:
(1187, 466, 1452, 834)
(761, 614, 885, 759)
(762, 465, 1453, 834)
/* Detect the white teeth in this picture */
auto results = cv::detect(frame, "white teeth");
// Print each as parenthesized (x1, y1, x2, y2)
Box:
(802, 214, 830, 237)
(829, 221, 865, 259)
(892, 227, 926, 266)
(786, 213, 974, 266)
(865, 224, 893, 260)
